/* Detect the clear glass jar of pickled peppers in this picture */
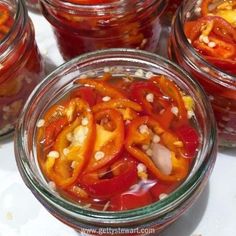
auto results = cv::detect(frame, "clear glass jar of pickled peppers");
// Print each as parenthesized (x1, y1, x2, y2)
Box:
(0, 0, 44, 138)
(39, 0, 168, 60)
(169, 0, 236, 147)
(15, 49, 217, 235)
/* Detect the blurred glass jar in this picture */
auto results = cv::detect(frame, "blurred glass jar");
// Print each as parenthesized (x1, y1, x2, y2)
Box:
(25, 0, 40, 11)
(168, 0, 236, 147)
(164, 0, 183, 24)
(0, 0, 44, 138)
(15, 49, 217, 235)
(39, 0, 167, 60)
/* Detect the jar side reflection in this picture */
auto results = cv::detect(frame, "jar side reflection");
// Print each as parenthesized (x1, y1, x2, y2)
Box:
(168, 0, 236, 147)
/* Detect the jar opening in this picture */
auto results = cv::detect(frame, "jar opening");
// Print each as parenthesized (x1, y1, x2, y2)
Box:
(41, 0, 166, 15)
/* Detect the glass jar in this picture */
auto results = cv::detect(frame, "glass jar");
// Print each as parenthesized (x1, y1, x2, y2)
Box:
(0, 0, 44, 138)
(168, 0, 236, 147)
(25, 0, 40, 11)
(39, 0, 167, 60)
(164, 0, 183, 24)
(15, 49, 217, 235)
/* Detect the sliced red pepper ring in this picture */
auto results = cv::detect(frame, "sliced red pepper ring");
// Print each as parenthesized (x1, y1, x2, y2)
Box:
(185, 16, 236, 43)
(129, 80, 175, 128)
(40, 98, 95, 188)
(80, 159, 138, 198)
(93, 98, 142, 113)
(129, 80, 163, 112)
(70, 86, 98, 107)
(193, 36, 236, 59)
(92, 98, 142, 120)
(151, 75, 188, 122)
(84, 108, 125, 173)
(74, 78, 125, 99)
(37, 104, 69, 150)
(125, 116, 189, 182)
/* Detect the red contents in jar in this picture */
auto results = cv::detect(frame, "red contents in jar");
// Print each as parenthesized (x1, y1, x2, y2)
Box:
(170, 0, 236, 146)
(40, 0, 166, 60)
(0, 3, 44, 136)
(36, 71, 200, 211)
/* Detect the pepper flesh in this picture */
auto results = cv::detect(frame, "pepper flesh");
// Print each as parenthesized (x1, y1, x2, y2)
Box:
(125, 116, 189, 182)
(39, 98, 95, 188)
(84, 108, 125, 173)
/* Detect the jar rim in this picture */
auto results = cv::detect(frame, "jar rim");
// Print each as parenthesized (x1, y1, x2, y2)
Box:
(174, 3, 236, 86)
(40, 0, 167, 14)
(15, 48, 217, 225)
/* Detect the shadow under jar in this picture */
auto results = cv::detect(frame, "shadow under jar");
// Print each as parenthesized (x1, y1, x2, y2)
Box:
(15, 49, 217, 235)
(39, 0, 167, 60)
(0, 0, 44, 138)
(168, 0, 236, 147)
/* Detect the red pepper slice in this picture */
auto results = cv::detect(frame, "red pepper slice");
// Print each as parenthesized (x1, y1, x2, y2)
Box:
(151, 75, 188, 123)
(84, 108, 125, 173)
(70, 86, 98, 107)
(129, 80, 164, 113)
(44, 117, 68, 149)
(92, 98, 142, 121)
(125, 116, 189, 182)
(175, 124, 199, 157)
(129, 80, 175, 128)
(92, 98, 142, 113)
(37, 104, 69, 150)
(193, 36, 236, 59)
(185, 16, 236, 43)
(80, 159, 138, 198)
(75, 78, 125, 99)
(40, 98, 95, 188)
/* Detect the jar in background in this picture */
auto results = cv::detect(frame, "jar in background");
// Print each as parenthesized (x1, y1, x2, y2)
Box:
(15, 49, 217, 235)
(169, 0, 236, 147)
(25, 0, 40, 11)
(0, 0, 44, 138)
(39, 0, 167, 60)
(164, 0, 183, 24)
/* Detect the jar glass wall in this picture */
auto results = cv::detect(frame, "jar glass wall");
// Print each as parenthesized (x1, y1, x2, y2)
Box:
(24, 0, 40, 11)
(169, 0, 236, 147)
(39, 0, 167, 60)
(15, 49, 217, 235)
(0, 0, 44, 138)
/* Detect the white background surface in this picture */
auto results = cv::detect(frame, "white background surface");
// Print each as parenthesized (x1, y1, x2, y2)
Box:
(0, 10, 236, 236)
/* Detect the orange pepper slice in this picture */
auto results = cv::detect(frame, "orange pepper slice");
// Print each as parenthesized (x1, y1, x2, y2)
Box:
(125, 116, 189, 182)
